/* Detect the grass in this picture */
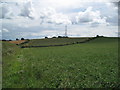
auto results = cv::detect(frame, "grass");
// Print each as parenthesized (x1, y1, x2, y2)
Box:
(2, 37, 119, 88)
(9, 40, 26, 44)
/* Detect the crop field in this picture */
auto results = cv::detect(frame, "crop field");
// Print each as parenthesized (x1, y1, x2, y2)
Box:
(21, 37, 89, 46)
(9, 40, 27, 44)
(2, 37, 119, 88)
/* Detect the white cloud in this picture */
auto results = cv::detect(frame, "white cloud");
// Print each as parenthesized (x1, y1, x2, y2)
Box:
(106, 2, 118, 11)
(27, 24, 118, 38)
(0, 0, 117, 26)
(0, 3, 14, 19)
(19, 1, 38, 19)
(0, 0, 31, 3)
(76, 7, 109, 27)
(39, 7, 72, 25)
(30, 30, 63, 37)
(18, 1, 72, 25)
(68, 24, 118, 37)
(2, 28, 9, 32)
(1, 0, 118, 39)
(0, 0, 119, 2)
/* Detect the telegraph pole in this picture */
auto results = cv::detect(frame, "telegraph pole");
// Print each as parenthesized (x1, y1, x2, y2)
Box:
(65, 25, 67, 37)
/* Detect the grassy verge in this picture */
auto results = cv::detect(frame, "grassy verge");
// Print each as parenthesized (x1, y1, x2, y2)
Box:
(2, 37, 119, 88)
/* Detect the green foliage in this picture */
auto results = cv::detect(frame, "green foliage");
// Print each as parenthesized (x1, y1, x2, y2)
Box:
(2, 41, 20, 56)
(2, 37, 119, 88)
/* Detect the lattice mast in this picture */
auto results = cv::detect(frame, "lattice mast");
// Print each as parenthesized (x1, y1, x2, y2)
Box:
(65, 25, 67, 37)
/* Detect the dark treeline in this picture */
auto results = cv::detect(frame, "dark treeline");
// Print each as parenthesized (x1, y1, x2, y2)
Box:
(2, 38, 26, 41)
(2, 35, 104, 41)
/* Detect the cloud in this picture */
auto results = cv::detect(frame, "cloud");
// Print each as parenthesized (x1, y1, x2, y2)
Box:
(0, 0, 38, 19)
(0, 0, 117, 26)
(1, 0, 118, 39)
(106, 2, 118, 11)
(68, 24, 118, 37)
(28, 24, 118, 38)
(76, 7, 109, 27)
(2, 28, 9, 32)
(39, 7, 72, 25)
(30, 30, 63, 38)
(0, 0, 119, 2)
(19, 1, 38, 19)
(0, 3, 14, 19)
(18, 1, 72, 25)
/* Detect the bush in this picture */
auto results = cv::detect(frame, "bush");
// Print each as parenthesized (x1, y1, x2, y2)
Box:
(21, 38, 24, 40)
(58, 36, 68, 38)
(9, 39, 12, 41)
(45, 37, 48, 39)
(58, 36, 62, 38)
(2, 39, 6, 41)
(26, 39, 30, 41)
(63, 36, 68, 38)
(16, 38, 19, 40)
(96, 35, 99, 37)
(52, 36, 56, 38)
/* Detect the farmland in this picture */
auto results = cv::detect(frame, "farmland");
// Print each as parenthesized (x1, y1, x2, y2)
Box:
(2, 37, 119, 88)
(9, 40, 27, 45)
(21, 37, 89, 46)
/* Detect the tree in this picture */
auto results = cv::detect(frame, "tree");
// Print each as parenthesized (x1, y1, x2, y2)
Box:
(58, 36, 62, 38)
(96, 35, 99, 37)
(63, 36, 68, 38)
(16, 38, 19, 40)
(2, 39, 6, 41)
(9, 39, 12, 41)
(21, 38, 24, 40)
(52, 36, 56, 38)
(45, 37, 48, 39)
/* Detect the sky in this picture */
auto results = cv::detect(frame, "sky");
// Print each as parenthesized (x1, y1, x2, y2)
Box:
(0, 0, 119, 40)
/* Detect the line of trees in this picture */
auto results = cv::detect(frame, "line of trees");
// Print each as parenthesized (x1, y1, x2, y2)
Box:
(16, 38, 25, 40)
(2, 38, 25, 41)
(2, 35, 104, 41)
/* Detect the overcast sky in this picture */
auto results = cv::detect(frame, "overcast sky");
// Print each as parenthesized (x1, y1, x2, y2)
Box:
(0, 0, 119, 40)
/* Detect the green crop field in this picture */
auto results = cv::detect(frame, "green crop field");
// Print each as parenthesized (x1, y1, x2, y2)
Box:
(2, 37, 119, 88)
(21, 37, 89, 46)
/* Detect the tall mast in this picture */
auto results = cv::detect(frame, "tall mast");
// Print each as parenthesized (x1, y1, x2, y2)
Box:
(65, 25, 67, 37)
